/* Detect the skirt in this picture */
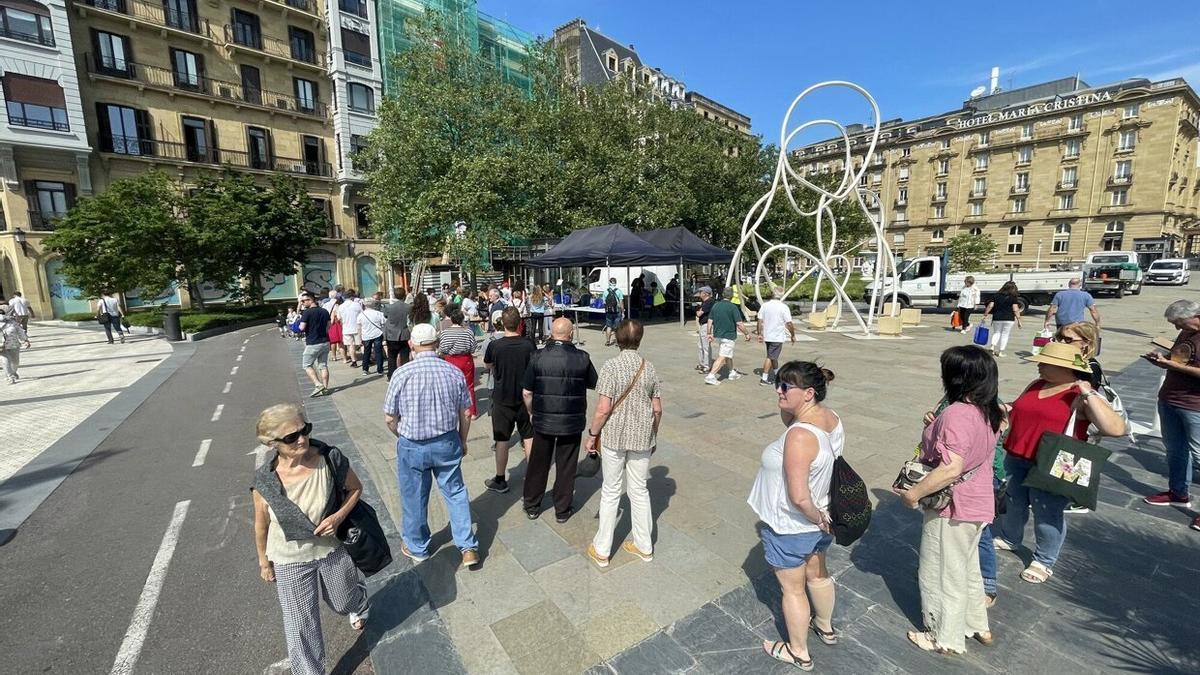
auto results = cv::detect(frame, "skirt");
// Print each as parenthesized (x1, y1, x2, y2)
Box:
(327, 321, 343, 344)
(443, 353, 477, 416)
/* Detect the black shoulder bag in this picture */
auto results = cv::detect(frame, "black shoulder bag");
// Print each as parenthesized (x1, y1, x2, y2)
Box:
(325, 453, 393, 577)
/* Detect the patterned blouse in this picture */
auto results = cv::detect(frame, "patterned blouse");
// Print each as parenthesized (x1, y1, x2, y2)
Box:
(597, 350, 662, 451)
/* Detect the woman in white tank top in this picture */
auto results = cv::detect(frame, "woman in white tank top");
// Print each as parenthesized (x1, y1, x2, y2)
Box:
(748, 362, 841, 671)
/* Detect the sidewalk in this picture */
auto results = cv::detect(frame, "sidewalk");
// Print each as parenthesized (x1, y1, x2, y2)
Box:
(314, 312, 1199, 673)
(0, 322, 173, 483)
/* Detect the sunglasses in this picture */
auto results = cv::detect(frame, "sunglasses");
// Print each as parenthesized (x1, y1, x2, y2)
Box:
(273, 421, 312, 445)
(776, 381, 798, 394)
(1056, 336, 1086, 344)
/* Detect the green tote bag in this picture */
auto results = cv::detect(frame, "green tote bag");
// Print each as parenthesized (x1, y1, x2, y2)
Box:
(1023, 408, 1111, 510)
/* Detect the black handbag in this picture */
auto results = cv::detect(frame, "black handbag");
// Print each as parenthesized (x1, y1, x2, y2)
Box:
(577, 451, 601, 478)
(326, 455, 393, 577)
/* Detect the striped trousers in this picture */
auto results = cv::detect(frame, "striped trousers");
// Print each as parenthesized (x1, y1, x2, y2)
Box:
(273, 546, 369, 675)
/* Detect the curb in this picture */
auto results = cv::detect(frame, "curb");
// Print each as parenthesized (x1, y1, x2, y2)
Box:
(37, 317, 274, 341)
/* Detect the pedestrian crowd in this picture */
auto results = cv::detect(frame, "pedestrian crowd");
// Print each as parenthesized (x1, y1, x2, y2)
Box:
(249, 275, 1200, 674)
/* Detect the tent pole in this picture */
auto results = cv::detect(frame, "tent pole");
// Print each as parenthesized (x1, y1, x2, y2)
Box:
(679, 256, 684, 326)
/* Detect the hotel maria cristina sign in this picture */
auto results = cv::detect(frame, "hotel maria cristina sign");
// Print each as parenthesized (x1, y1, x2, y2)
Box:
(951, 91, 1114, 128)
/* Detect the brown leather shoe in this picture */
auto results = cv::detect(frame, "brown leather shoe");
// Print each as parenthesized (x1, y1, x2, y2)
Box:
(461, 549, 480, 568)
(972, 631, 994, 646)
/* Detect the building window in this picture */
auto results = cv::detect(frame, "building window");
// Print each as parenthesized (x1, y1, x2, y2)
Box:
(975, 153, 989, 171)
(181, 116, 214, 163)
(978, 130, 989, 147)
(1068, 114, 1082, 131)
(972, 177, 986, 197)
(341, 28, 371, 67)
(931, 228, 945, 242)
(293, 77, 317, 113)
(29, 180, 71, 220)
(898, 166, 909, 181)
(338, 0, 367, 18)
(1111, 188, 1128, 206)
(1061, 166, 1077, 187)
(937, 158, 949, 175)
(164, 0, 199, 33)
(1021, 122, 1033, 140)
(2, 74, 68, 131)
(941, 137, 951, 149)
(897, 187, 907, 204)
(301, 134, 324, 175)
(893, 233, 905, 245)
(857, 171, 867, 187)
(870, 172, 881, 184)
(347, 82, 373, 113)
(970, 201, 983, 216)
(936, 181, 947, 198)
(1007, 225, 1024, 254)
(1015, 172, 1029, 190)
(933, 204, 945, 219)
(1059, 193, 1075, 210)
(0, 2, 54, 46)
(240, 64, 261, 105)
(1118, 129, 1136, 151)
(1017, 145, 1032, 165)
(355, 204, 371, 238)
(246, 126, 271, 169)
(1064, 138, 1081, 159)
(169, 48, 205, 91)
(1012, 197, 1026, 213)
(901, 146, 911, 157)
(92, 30, 133, 77)
(969, 227, 983, 236)
(1115, 159, 1132, 180)
(1123, 103, 1139, 119)
(1053, 223, 1071, 253)
(606, 51, 616, 71)
(872, 151, 883, 165)
(96, 103, 152, 154)
(1103, 221, 1124, 250)
(289, 26, 316, 63)
(231, 9, 261, 49)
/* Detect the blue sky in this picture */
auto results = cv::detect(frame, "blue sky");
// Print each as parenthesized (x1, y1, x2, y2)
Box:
(478, 0, 1200, 146)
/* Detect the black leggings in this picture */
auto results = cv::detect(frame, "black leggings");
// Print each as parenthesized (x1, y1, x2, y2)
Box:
(957, 308, 973, 327)
(529, 314, 544, 342)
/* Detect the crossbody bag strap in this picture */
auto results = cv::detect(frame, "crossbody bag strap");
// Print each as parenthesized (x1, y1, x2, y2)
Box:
(612, 358, 646, 412)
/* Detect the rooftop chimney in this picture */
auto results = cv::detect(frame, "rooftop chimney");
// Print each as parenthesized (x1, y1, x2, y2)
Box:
(989, 67, 1000, 94)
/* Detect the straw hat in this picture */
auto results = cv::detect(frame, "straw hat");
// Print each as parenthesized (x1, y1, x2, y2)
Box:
(1024, 341, 1092, 373)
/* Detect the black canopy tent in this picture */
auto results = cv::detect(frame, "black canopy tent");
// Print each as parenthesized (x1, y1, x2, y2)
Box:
(636, 226, 734, 324)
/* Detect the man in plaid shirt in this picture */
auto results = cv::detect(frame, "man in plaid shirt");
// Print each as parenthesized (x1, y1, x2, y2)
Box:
(384, 323, 480, 568)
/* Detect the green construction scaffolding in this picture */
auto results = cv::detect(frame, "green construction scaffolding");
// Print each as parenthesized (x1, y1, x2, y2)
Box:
(375, 0, 535, 96)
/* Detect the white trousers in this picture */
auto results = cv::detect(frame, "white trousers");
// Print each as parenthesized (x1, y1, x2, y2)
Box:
(989, 321, 1015, 352)
(697, 322, 711, 368)
(0, 348, 19, 380)
(918, 512, 989, 653)
(592, 447, 653, 557)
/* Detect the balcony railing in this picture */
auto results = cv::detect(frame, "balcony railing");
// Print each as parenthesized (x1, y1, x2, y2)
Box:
(103, 135, 333, 177)
(7, 113, 69, 132)
(0, 23, 55, 47)
(1010, 185, 1029, 195)
(1108, 173, 1133, 186)
(278, 0, 318, 14)
(224, 24, 321, 67)
(1056, 181, 1078, 191)
(79, 0, 215, 39)
(83, 53, 328, 118)
(930, 194, 947, 204)
(28, 210, 63, 231)
(969, 189, 987, 198)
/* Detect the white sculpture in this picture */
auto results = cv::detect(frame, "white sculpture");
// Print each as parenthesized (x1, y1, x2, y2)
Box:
(725, 81, 900, 334)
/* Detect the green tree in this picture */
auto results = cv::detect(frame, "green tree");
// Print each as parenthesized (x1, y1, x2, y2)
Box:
(947, 232, 998, 272)
(44, 171, 190, 301)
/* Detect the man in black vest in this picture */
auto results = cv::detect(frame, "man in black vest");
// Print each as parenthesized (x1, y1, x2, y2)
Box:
(522, 317, 598, 522)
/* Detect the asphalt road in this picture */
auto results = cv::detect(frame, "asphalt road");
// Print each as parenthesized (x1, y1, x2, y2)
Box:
(0, 326, 369, 674)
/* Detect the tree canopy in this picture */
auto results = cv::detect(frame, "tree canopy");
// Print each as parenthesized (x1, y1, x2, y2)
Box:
(947, 232, 998, 272)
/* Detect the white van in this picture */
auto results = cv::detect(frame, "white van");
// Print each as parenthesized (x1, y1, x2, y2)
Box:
(1146, 258, 1191, 285)
(586, 266, 680, 296)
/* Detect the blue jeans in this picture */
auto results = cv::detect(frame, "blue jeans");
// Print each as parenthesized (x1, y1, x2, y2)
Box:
(977, 477, 1001, 595)
(996, 455, 1068, 568)
(1158, 401, 1200, 497)
(361, 337, 384, 374)
(397, 431, 477, 556)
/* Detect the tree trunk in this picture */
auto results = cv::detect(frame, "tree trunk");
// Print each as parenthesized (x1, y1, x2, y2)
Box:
(187, 279, 207, 312)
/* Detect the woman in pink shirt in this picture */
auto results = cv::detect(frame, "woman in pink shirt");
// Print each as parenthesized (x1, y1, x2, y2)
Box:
(895, 345, 1002, 655)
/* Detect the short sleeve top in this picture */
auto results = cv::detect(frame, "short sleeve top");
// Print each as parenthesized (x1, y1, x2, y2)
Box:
(595, 350, 661, 451)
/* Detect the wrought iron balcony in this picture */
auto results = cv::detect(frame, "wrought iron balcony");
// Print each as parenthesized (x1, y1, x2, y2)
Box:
(930, 194, 947, 204)
(224, 24, 323, 70)
(1108, 173, 1133, 186)
(27, 209, 63, 231)
(77, 0, 216, 40)
(1010, 185, 1029, 195)
(83, 53, 328, 118)
(1055, 181, 1078, 191)
(969, 189, 987, 199)
(101, 135, 333, 178)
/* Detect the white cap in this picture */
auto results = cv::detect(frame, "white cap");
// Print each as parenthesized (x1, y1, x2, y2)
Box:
(411, 323, 437, 345)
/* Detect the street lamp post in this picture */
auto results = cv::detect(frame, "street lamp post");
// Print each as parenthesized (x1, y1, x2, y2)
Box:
(1036, 239, 1043, 271)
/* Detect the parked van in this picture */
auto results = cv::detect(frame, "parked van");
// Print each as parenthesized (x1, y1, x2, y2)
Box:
(1146, 258, 1191, 285)
(586, 266, 680, 296)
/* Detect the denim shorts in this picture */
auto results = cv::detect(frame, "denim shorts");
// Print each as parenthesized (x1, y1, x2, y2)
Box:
(760, 524, 833, 569)
(302, 342, 330, 370)
(604, 312, 621, 329)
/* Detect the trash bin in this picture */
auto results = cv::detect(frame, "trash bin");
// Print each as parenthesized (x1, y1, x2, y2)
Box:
(163, 308, 183, 341)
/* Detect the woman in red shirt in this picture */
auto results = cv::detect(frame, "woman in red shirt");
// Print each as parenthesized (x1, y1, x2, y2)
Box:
(993, 342, 1126, 584)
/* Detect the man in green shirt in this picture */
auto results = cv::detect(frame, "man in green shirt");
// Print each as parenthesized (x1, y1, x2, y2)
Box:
(705, 291, 751, 385)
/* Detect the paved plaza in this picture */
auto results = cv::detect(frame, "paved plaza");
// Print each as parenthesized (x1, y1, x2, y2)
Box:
(305, 284, 1200, 674)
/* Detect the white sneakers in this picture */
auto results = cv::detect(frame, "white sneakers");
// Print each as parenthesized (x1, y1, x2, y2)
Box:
(729, 370, 745, 380)
(704, 374, 720, 386)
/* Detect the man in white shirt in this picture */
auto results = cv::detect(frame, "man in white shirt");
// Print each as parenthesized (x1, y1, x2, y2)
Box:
(339, 290, 364, 366)
(357, 298, 387, 375)
(756, 287, 795, 386)
(6, 292, 33, 332)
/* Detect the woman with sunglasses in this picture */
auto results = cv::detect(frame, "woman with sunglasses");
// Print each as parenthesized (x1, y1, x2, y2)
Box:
(251, 403, 370, 675)
(1055, 322, 1104, 389)
(750, 362, 840, 671)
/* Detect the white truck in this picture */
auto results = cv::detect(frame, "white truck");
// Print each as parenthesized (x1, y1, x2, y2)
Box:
(869, 251, 1080, 312)
(586, 265, 679, 296)
(1082, 251, 1143, 297)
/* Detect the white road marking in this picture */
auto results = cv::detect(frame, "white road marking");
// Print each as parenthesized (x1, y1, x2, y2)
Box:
(230, 366, 239, 375)
(236, 355, 243, 362)
(222, 381, 232, 394)
(243, 338, 249, 344)
(240, 346, 246, 353)
(211, 404, 224, 422)
(192, 439, 212, 467)
(109, 500, 191, 675)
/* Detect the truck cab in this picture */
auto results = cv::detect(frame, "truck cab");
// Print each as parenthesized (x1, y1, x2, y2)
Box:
(1082, 251, 1142, 297)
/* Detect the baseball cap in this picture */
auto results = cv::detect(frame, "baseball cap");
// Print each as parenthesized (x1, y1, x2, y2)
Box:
(411, 323, 438, 345)
(695, 286, 713, 296)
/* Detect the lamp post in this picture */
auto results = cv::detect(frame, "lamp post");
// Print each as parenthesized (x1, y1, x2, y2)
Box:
(1036, 239, 1043, 271)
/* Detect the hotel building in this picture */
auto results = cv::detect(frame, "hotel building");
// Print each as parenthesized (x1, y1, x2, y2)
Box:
(793, 76, 1200, 270)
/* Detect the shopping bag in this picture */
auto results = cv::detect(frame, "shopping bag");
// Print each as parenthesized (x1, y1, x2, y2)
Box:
(973, 324, 990, 346)
(1031, 329, 1054, 355)
(950, 311, 962, 329)
(1023, 409, 1111, 510)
